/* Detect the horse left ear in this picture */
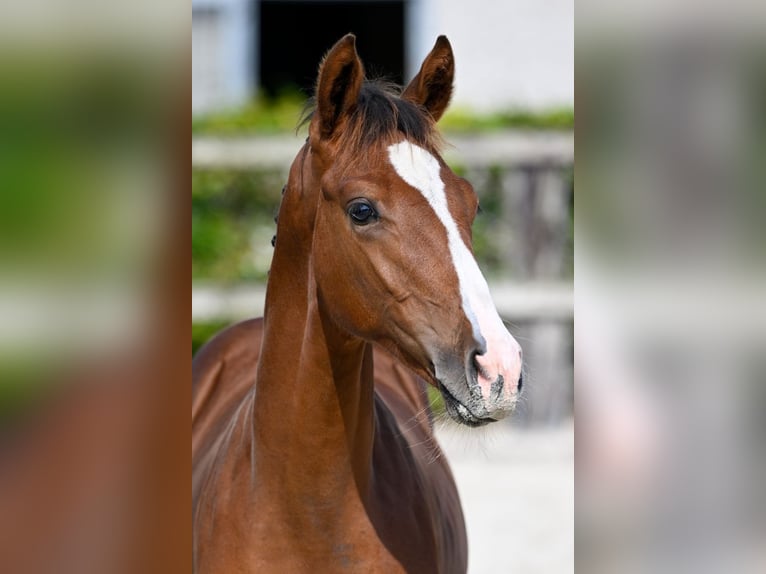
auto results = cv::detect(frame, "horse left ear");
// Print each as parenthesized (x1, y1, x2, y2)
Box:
(402, 35, 455, 122)
(315, 34, 365, 139)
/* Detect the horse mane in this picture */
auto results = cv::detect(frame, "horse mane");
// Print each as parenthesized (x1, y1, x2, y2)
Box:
(299, 79, 444, 154)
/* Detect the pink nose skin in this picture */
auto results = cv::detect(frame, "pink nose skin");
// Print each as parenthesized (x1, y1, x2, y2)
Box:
(474, 334, 523, 418)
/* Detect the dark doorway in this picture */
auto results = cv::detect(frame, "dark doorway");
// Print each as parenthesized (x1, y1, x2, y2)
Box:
(259, 1, 405, 98)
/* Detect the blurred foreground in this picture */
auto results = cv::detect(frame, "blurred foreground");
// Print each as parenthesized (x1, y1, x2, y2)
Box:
(0, 2, 190, 572)
(577, 0, 766, 572)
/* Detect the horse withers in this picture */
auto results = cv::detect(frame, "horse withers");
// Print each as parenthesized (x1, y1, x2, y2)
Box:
(192, 34, 524, 573)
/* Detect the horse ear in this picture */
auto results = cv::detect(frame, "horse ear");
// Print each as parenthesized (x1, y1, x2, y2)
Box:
(402, 35, 455, 122)
(315, 34, 365, 139)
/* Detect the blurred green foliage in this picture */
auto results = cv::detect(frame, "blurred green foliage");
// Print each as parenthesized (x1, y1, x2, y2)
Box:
(192, 93, 308, 135)
(440, 106, 575, 132)
(192, 170, 283, 282)
(191, 93, 574, 135)
(0, 54, 161, 279)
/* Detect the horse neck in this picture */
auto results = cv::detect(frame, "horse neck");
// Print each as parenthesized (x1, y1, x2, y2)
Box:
(251, 150, 376, 502)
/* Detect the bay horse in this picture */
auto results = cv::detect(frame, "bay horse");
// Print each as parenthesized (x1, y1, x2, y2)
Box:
(192, 35, 523, 573)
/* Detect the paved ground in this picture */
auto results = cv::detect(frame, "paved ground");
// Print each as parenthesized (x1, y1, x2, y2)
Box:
(436, 421, 574, 574)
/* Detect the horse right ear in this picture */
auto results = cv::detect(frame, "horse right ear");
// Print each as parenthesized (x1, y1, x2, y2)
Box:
(402, 35, 455, 122)
(314, 34, 365, 139)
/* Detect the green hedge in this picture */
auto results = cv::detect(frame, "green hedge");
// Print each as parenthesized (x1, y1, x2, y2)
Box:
(192, 94, 307, 135)
(192, 170, 283, 283)
(440, 106, 574, 132)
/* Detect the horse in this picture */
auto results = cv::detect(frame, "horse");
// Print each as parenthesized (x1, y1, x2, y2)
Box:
(192, 34, 524, 573)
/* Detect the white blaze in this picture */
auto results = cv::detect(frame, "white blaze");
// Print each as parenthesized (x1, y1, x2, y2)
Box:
(387, 141, 518, 394)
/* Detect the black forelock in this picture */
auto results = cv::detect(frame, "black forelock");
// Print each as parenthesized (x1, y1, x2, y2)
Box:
(300, 79, 440, 152)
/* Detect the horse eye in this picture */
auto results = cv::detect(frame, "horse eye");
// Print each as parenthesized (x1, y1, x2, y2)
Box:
(347, 200, 377, 225)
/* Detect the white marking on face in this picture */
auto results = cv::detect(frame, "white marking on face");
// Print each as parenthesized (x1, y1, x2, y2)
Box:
(387, 141, 521, 399)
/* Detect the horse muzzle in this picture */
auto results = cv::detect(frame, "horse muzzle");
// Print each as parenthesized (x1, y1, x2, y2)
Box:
(434, 342, 523, 426)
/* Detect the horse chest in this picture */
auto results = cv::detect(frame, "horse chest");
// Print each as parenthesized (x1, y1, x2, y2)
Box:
(194, 452, 445, 574)
(196, 486, 408, 573)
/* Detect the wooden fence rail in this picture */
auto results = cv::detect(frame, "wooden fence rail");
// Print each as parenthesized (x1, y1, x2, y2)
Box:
(192, 281, 573, 323)
(192, 131, 573, 171)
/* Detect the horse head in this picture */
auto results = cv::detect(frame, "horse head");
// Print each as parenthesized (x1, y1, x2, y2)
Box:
(288, 34, 523, 426)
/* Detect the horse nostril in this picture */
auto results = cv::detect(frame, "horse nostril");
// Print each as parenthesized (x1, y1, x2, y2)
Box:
(517, 372, 524, 392)
(470, 348, 490, 381)
(468, 349, 479, 378)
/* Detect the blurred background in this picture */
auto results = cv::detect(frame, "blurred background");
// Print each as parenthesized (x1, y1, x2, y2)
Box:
(192, 1, 574, 572)
(577, 1, 766, 573)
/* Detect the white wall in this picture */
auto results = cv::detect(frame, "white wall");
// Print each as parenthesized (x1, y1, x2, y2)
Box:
(192, 0, 254, 114)
(408, 0, 573, 112)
